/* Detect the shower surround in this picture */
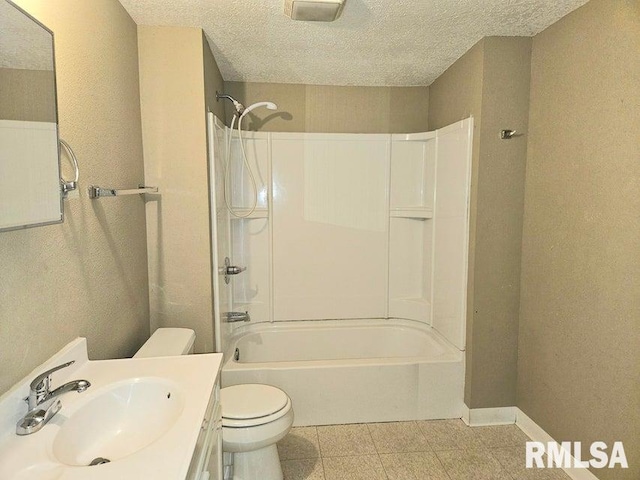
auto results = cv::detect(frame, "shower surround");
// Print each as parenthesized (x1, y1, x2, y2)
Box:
(209, 115, 473, 424)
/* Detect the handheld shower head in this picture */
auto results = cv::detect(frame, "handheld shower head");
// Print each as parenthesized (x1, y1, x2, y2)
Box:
(240, 101, 278, 119)
(222, 98, 278, 220)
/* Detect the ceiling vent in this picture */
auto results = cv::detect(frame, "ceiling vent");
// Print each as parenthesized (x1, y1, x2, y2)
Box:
(284, 0, 346, 22)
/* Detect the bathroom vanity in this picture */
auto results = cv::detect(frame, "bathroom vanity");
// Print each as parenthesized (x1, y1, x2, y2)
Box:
(186, 368, 223, 480)
(0, 339, 223, 479)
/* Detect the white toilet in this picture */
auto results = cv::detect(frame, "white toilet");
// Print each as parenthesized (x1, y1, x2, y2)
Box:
(133, 327, 196, 358)
(221, 383, 294, 480)
(134, 328, 294, 480)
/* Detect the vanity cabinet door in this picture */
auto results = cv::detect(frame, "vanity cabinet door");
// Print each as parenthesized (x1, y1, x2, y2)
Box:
(200, 404, 223, 480)
(187, 381, 221, 480)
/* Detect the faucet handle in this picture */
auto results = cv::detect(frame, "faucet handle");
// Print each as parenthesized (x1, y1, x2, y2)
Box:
(225, 265, 246, 275)
(29, 361, 75, 407)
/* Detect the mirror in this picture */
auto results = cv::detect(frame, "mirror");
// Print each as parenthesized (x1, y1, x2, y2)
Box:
(0, 0, 62, 232)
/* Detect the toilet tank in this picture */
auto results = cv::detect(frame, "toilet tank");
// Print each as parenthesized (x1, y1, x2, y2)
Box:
(134, 328, 196, 358)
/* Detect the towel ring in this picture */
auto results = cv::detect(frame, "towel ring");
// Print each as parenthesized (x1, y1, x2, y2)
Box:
(59, 138, 79, 197)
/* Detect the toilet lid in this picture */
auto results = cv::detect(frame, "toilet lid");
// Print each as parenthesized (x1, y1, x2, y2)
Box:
(221, 384, 289, 420)
(222, 397, 292, 428)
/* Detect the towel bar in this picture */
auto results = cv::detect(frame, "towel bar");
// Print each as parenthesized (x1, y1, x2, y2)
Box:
(88, 185, 158, 199)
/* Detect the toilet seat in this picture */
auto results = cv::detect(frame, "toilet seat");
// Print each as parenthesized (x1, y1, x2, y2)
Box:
(222, 384, 292, 428)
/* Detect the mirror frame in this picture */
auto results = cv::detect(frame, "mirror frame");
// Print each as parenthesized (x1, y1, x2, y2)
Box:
(0, 0, 63, 232)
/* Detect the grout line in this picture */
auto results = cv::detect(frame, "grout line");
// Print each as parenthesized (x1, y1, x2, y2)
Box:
(319, 454, 327, 480)
(433, 450, 456, 480)
(311, 426, 327, 480)
(411, 420, 435, 454)
(380, 454, 390, 480)
(375, 448, 390, 480)
(434, 453, 454, 480)
(364, 423, 389, 480)
(416, 419, 440, 452)
(485, 448, 519, 479)
(366, 423, 381, 455)
(323, 454, 390, 480)
(313, 426, 325, 461)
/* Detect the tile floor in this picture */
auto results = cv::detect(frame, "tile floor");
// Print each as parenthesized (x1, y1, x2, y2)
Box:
(277, 420, 571, 480)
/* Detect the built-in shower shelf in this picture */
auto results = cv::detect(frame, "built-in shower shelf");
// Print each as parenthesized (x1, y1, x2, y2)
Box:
(229, 208, 268, 219)
(390, 207, 433, 219)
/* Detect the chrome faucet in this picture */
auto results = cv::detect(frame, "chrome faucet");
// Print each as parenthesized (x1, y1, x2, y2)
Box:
(224, 311, 251, 323)
(16, 361, 91, 436)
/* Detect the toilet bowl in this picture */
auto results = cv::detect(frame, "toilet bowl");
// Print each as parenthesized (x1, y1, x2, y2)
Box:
(134, 328, 294, 480)
(221, 384, 294, 480)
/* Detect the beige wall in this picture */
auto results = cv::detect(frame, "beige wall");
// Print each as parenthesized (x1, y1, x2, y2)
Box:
(223, 82, 429, 133)
(429, 37, 532, 408)
(518, 1, 640, 478)
(202, 35, 226, 122)
(138, 26, 222, 353)
(0, 0, 149, 395)
(472, 37, 532, 409)
(0, 68, 56, 122)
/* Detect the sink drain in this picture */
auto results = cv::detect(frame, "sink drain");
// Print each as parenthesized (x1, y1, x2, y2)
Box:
(89, 457, 111, 466)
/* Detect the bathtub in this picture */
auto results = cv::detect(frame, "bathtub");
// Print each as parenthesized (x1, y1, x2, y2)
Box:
(221, 319, 464, 426)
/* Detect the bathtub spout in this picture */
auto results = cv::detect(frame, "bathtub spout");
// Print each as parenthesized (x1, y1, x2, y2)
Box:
(224, 311, 251, 323)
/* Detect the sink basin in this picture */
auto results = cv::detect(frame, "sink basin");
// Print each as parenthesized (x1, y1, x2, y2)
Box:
(0, 339, 223, 480)
(52, 378, 184, 466)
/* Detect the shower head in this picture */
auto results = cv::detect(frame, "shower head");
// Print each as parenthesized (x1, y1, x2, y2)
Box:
(216, 91, 245, 116)
(240, 101, 278, 119)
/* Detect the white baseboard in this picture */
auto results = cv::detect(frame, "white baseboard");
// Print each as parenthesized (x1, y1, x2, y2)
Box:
(461, 404, 470, 425)
(461, 405, 517, 426)
(461, 406, 601, 479)
(516, 409, 600, 480)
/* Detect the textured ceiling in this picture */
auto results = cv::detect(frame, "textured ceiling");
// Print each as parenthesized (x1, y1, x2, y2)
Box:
(119, 0, 588, 86)
(1, 0, 53, 70)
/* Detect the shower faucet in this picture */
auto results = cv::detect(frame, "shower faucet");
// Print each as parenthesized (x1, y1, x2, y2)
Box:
(220, 257, 246, 284)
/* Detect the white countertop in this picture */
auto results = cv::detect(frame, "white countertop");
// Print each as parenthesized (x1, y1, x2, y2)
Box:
(0, 338, 223, 480)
